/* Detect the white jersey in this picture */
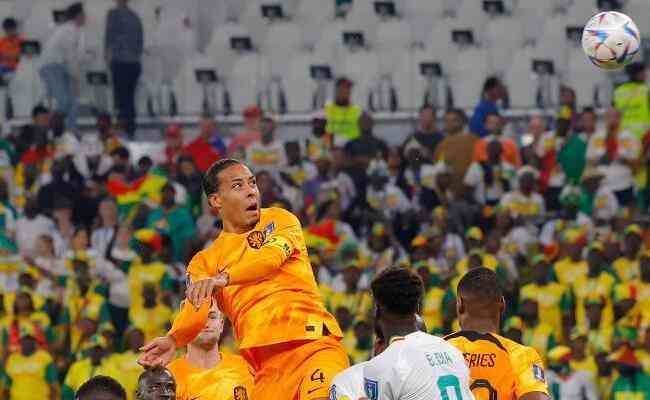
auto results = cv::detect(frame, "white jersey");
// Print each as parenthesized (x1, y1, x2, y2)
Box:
(330, 362, 367, 400)
(363, 331, 474, 400)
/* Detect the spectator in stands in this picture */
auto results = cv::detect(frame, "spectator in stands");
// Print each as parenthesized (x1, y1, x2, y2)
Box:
(305, 111, 336, 162)
(246, 116, 286, 177)
(162, 124, 184, 172)
(500, 167, 545, 220)
(15, 197, 55, 256)
(63, 335, 113, 399)
(546, 345, 599, 400)
(469, 76, 506, 137)
(402, 104, 442, 161)
(434, 109, 478, 196)
(105, 0, 144, 138)
(2, 328, 60, 400)
(282, 140, 317, 188)
(473, 112, 521, 166)
(146, 183, 196, 263)
(587, 107, 640, 207)
(39, 3, 89, 132)
(75, 375, 127, 400)
(176, 155, 203, 217)
(183, 116, 225, 173)
(614, 63, 649, 140)
(91, 197, 119, 256)
(463, 140, 515, 207)
(325, 77, 363, 141)
(558, 108, 594, 186)
(0, 17, 22, 75)
(520, 115, 546, 167)
(344, 112, 388, 188)
(228, 105, 262, 157)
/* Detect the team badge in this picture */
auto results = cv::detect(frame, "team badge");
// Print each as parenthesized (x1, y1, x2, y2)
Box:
(532, 364, 545, 382)
(233, 386, 248, 400)
(247, 231, 266, 249)
(264, 222, 276, 235)
(364, 378, 379, 400)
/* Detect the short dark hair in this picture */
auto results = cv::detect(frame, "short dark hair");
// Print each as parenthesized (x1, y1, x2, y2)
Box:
(483, 76, 502, 93)
(457, 267, 503, 303)
(31, 105, 49, 119)
(419, 104, 435, 114)
(67, 2, 84, 20)
(371, 266, 423, 316)
(203, 158, 242, 196)
(446, 108, 467, 123)
(3, 18, 17, 31)
(582, 106, 596, 115)
(76, 375, 126, 400)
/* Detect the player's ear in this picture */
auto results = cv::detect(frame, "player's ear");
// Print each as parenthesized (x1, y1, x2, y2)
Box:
(456, 295, 465, 316)
(498, 296, 506, 313)
(207, 192, 221, 211)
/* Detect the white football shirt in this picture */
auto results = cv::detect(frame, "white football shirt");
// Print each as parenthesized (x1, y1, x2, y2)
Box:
(330, 362, 367, 400)
(363, 331, 475, 400)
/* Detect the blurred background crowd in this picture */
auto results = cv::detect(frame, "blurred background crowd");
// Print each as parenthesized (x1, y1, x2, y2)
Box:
(0, 0, 648, 399)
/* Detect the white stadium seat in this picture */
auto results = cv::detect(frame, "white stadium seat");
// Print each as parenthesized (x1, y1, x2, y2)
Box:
(227, 52, 271, 112)
(172, 52, 216, 116)
(10, 56, 46, 118)
(448, 48, 489, 108)
(263, 21, 304, 76)
(282, 51, 331, 113)
(567, 48, 609, 108)
(393, 47, 451, 111)
(203, 21, 250, 78)
(375, 19, 413, 74)
(22, 2, 56, 42)
(485, 16, 525, 73)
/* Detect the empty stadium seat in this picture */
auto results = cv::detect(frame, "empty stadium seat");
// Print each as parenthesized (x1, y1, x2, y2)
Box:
(83, 0, 113, 59)
(375, 19, 412, 74)
(227, 52, 271, 111)
(392, 47, 451, 111)
(456, 0, 487, 33)
(262, 21, 304, 76)
(21, 1, 56, 42)
(9, 56, 46, 118)
(448, 48, 489, 108)
(282, 51, 331, 113)
(404, 0, 443, 44)
(567, 48, 609, 108)
(485, 16, 525, 73)
(504, 47, 539, 108)
(172, 52, 217, 116)
(203, 21, 250, 78)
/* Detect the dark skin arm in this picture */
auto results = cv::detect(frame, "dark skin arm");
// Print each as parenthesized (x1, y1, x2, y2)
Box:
(520, 392, 551, 400)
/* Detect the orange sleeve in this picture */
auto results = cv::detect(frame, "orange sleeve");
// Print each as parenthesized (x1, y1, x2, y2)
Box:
(167, 253, 212, 347)
(505, 140, 522, 166)
(472, 139, 486, 162)
(226, 211, 301, 285)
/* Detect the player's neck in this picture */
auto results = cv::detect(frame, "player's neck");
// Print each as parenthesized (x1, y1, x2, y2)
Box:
(223, 220, 257, 234)
(187, 344, 221, 369)
(380, 320, 419, 343)
(460, 318, 499, 335)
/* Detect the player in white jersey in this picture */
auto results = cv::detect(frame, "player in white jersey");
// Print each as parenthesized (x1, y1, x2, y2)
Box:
(329, 316, 428, 400)
(361, 267, 475, 400)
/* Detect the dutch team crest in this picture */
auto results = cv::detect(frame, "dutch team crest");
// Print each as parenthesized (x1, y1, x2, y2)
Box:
(233, 386, 248, 400)
(364, 378, 379, 400)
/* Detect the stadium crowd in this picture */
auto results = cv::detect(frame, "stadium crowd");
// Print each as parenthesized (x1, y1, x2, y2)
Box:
(0, 5, 648, 399)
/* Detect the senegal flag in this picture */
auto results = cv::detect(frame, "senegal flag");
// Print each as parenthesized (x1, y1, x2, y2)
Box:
(107, 167, 167, 213)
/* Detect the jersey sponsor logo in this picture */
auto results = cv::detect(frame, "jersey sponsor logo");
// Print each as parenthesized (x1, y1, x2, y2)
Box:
(426, 351, 454, 367)
(264, 222, 275, 235)
(233, 385, 248, 400)
(364, 378, 379, 400)
(246, 231, 266, 249)
(462, 352, 497, 368)
(533, 364, 545, 382)
(265, 236, 293, 257)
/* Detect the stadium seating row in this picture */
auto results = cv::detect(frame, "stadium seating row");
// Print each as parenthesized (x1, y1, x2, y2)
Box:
(0, 0, 647, 118)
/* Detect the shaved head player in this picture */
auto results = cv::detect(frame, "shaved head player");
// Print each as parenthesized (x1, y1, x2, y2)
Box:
(139, 159, 348, 399)
(445, 268, 550, 400)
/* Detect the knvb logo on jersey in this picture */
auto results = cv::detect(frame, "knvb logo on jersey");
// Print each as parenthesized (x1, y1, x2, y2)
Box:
(233, 385, 248, 400)
(364, 378, 379, 400)
(264, 222, 275, 235)
(533, 364, 545, 382)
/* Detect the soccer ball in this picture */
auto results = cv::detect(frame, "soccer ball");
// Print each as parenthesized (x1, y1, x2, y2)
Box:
(582, 11, 641, 70)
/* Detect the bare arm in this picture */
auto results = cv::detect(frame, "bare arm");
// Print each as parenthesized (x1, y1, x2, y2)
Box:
(520, 391, 551, 400)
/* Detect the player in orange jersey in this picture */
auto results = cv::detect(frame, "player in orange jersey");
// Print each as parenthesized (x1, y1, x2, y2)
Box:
(445, 268, 550, 400)
(167, 303, 253, 400)
(139, 159, 348, 400)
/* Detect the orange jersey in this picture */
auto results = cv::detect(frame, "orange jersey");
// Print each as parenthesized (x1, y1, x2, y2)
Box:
(169, 208, 342, 350)
(446, 331, 549, 400)
(168, 353, 254, 400)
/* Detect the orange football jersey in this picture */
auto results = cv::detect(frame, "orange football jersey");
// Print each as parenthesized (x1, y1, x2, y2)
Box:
(168, 353, 253, 400)
(169, 208, 342, 349)
(446, 331, 549, 400)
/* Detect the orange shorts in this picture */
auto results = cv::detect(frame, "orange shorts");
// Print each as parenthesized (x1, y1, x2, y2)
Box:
(242, 336, 349, 400)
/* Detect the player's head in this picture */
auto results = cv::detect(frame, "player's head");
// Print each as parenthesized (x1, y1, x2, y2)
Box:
(371, 267, 423, 335)
(626, 62, 646, 82)
(76, 375, 127, 400)
(203, 159, 260, 232)
(456, 268, 505, 331)
(191, 303, 224, 349)
(136, 367, 176, 400)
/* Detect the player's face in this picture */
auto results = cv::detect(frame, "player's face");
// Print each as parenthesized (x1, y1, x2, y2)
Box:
(195, 306, 224, 345)
(139, 371, 176, 400)
(212, 164, 260, 232)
